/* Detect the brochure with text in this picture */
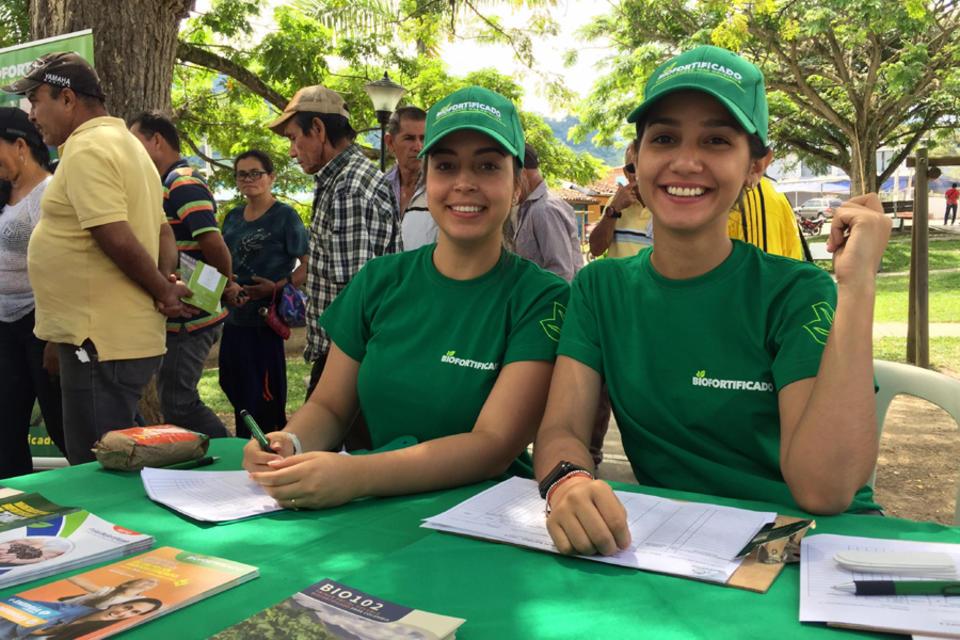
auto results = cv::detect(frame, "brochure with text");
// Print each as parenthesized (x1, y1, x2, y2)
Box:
(0, 546, 257, 639)
(212, 578, 465, 640)
(0, 510, 153, 589)
(0, 493, 76, 534)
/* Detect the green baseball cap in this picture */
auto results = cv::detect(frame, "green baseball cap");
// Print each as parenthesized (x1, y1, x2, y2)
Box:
(419, 86, 525, 160)
(626, 45, 768, 145)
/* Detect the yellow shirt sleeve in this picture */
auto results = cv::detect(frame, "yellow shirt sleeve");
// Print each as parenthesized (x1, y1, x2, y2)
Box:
(64, 142, 130, 230)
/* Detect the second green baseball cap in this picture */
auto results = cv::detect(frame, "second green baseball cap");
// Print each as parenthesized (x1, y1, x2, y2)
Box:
(419, 86, 525, 160)
(626, 45, 768, 145)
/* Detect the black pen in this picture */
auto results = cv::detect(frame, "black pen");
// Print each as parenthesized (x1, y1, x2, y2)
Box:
(160, 456, 219, 470)
(833, 580, 960, 596)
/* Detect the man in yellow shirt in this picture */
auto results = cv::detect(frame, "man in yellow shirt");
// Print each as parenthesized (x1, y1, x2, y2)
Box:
(589, 140, 652, 259)
(728, 176, 804, 260)
(3, 53, 192, 463)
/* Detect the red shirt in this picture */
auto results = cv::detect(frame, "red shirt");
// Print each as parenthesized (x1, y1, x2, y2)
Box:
(947, 188, 959, 205)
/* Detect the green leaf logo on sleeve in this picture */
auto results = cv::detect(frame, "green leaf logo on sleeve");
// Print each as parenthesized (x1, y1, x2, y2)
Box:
(539, 302, 566, 342)
(802, 301, 835, 346)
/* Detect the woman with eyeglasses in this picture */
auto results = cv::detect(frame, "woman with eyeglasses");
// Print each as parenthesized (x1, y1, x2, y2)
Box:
(219, 150, 309, 436)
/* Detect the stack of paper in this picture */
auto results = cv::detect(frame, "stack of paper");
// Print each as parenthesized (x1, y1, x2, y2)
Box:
(423, 477, 776, 584)
(0, 510, 154, 589)
(141, 468, 282, 523)
(800, 534, 960, 638)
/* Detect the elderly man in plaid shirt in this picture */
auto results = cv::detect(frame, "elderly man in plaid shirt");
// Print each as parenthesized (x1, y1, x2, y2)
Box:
(269, 85, 401, 411)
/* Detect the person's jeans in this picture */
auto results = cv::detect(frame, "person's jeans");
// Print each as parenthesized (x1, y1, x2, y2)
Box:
(945, 203, 957, 225)
(0, 310, 64, 477)
(58, 340, 161, 464)
(158, 326, 227, 438)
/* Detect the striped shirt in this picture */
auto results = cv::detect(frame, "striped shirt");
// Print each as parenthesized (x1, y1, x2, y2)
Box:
(162, 159, 227, 332)
(728, 178, 804, 261)
(304, 144, 402, 362)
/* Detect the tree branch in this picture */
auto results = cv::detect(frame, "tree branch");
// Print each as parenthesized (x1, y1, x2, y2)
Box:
(176, 41, 288, 111)
(179, 130, 234, 174)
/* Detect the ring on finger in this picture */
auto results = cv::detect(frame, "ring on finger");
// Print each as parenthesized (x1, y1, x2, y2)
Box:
(290, 497, 299, 511)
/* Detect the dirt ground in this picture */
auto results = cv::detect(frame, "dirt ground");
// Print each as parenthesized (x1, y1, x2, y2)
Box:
(873, 389, 960, 524)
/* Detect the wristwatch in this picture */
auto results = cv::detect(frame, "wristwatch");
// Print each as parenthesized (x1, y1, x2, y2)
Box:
(538, 460, 593, 499)
(604, 206, 622, 219)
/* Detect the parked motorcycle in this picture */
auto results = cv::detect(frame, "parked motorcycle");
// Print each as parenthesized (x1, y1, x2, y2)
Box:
(797, 213, 826, 236)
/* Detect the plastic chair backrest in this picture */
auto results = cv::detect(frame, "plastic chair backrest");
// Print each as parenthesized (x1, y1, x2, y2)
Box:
(872, 359, 960, 524)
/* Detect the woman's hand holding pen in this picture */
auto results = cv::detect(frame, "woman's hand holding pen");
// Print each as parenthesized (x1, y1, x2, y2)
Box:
(248, 452, 363, 510)
(241, 432, 294, 473)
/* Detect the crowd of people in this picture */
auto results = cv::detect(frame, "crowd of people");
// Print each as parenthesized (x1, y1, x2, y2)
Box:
(0, 44, 892, 558)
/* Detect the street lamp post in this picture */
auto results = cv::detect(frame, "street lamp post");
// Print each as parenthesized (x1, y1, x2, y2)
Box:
(363, 72, 406, 171)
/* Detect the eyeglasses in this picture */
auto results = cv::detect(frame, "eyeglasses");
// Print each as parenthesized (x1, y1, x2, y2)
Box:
(236, 170, 268, 181)
(623, 163, 635, 175)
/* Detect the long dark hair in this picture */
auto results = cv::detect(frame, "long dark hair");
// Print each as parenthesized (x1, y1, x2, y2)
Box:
(0, 115, 52, 211)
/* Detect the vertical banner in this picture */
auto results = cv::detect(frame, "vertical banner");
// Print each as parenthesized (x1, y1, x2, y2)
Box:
(0, 30, 95, 109)
(0, 30, 93, 465)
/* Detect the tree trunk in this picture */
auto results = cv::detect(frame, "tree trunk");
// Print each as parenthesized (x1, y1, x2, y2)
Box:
(29, 0, 194, 121)
(29, 0, 194, 425)
(849, 135, 879, 196)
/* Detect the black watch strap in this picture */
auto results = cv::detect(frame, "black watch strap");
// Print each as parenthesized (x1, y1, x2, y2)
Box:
(605, 205, 622, 219)
(538, 460, 593, 499)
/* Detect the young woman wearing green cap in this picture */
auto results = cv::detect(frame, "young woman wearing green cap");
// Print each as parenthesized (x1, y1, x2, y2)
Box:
(534, 46, 892, 557)
(243, 86, 569, 509)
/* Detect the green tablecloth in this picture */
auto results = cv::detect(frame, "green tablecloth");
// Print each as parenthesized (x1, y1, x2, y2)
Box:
(2, 439, 957, 639)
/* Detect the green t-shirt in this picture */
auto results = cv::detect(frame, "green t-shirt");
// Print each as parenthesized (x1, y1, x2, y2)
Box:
(558, 240, 879, 513)
(320, 245, 569, 470)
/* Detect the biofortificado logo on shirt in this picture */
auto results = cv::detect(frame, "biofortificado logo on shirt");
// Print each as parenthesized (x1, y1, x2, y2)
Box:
(440, 350, 499, 371)
(691, 369, 774, 392)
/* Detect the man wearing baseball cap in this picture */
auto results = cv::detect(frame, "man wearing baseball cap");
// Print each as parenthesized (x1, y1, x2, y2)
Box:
(2, 52, 192, 464)
(268, 85, 400, 445)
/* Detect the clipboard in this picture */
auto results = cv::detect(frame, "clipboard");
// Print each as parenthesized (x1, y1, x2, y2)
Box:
(726, 515, 815, 593)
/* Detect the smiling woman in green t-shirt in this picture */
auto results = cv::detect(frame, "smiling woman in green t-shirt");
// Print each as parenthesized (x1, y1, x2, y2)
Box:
(533, 46, 893, 558)
(242, 87, 568, 509)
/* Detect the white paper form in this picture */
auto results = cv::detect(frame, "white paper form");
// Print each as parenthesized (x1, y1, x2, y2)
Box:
(141, 468, 282, 523)
(422, 477, 775, 583)
(800, 534, 960, 638)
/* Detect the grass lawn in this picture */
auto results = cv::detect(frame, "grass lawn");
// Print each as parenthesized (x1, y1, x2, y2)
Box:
(198, 359, 311, 420)
(874, 270, 960, 322)
(874, 337, 960, 374)
(811, 231, 960, 274)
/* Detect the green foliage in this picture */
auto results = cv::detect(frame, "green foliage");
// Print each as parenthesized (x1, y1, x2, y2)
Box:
(172, 3, 602, 205)
(573, 0, 960, 193)
(0, 0, 29, 48)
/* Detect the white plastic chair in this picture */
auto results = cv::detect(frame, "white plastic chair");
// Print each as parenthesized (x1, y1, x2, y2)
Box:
(872, 359, 960, 524)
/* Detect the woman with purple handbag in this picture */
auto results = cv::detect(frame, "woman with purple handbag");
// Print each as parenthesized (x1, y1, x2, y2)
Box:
(219, 150, 309, 436)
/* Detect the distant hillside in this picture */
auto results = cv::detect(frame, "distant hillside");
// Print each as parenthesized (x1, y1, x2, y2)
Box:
(544, 115, 622, 167)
